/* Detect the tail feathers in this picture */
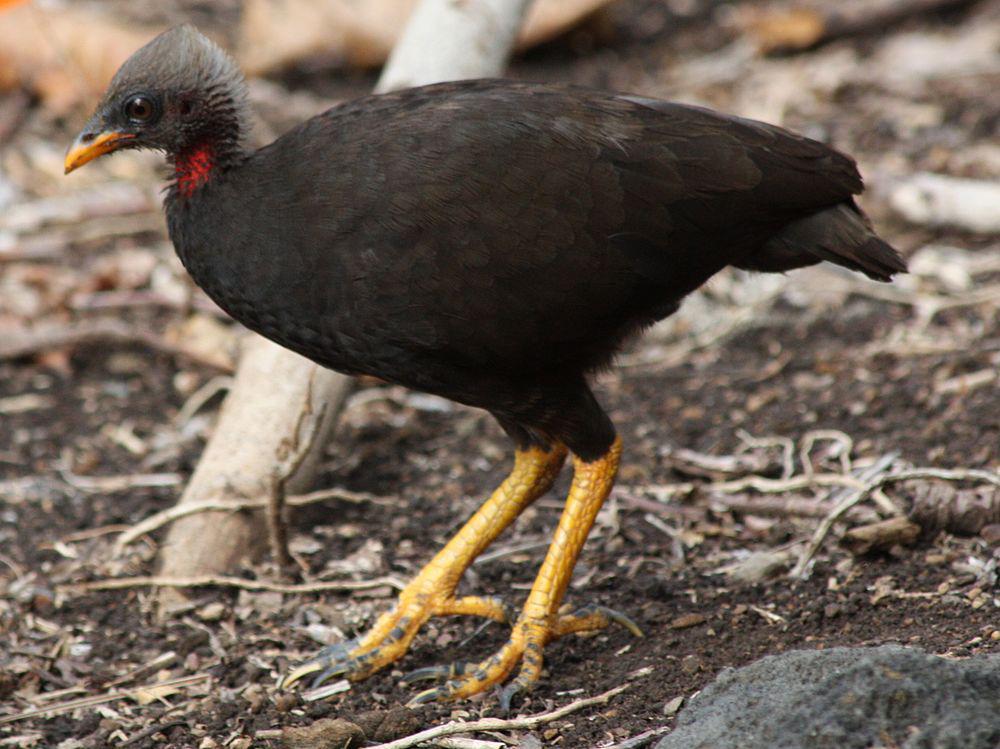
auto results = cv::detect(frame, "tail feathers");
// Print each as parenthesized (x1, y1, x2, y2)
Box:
(742, 203, 906, 282)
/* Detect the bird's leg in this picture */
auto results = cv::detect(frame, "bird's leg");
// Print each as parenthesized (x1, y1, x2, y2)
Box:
(281, 442, 567, 689)
(410, 436, 639, 707)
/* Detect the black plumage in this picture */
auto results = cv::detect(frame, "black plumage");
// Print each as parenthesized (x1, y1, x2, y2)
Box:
(67, 26, 904, 704)
(166, 79, 901, 459)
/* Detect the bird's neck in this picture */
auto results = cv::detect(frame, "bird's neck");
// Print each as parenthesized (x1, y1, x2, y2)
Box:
(172, 143, 217, 198)
(169, 115, 247, 199)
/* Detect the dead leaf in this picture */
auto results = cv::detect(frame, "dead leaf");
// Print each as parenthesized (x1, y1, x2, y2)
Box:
(0, 2, 156, 114)
(741, 8, 825, 54)
(842, 516, 921, 555)
(131, 671, 182, 705)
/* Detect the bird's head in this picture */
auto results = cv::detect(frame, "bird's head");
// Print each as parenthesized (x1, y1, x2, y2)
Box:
(65, 25, 249, 182)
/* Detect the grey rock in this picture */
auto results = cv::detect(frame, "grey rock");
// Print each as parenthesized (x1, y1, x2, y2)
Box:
(655, 645, 1000, 749)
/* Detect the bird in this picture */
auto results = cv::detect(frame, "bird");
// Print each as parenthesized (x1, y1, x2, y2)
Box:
(66, 25, 905, 707)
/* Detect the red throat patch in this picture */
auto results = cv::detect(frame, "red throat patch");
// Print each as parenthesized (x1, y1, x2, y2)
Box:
(175, 145, 215, 197)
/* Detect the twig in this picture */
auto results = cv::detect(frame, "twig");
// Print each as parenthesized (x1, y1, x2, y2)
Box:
(791, 465, 1000, 577)
(59, 574, 406, 595)
(0, 319, 232, 371)
(365, 684, 630, 749)
(70, 289, 228, 319)
(659, 443, 775, 479)
(102, 652, 178, 689)
(604, 725, 673, 749)
(57, 469, 182, 493)
(114, 486, 398, 550)
(870, 466, 1000, 490)
(705, 495, 842, 519)
(749, 605, 786, 625)
(800, 430, 853, 477)
(644, 513, 686, 560)
(0, 674, 209, 726)
(612, 493, 705, 520)
(621, 472, 864, 503)
(737, 431, 795, 479)
(473, 539, 553, 565)
(118, 720, 188, 747)
(434, 739, 504, 749)
(174, 375, 233, 427)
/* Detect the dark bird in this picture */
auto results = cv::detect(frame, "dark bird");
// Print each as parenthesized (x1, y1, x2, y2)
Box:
(66, 26, 905, 706)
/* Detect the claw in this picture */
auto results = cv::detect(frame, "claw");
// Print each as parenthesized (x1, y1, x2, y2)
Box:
(279, 659, 322, 690)
(278, 639, 360, 690)
(311, 661, 354, 688)
(401, 661, 472, 684)
(498, 678, 528, 713)
(584, 604, 644, 638)
(407, 686, 447, 706)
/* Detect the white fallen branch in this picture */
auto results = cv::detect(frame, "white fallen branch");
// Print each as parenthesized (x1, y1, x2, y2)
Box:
(115, 486, 398, 551)
(63, 573, 405, 595)
(889, 172, 1000, 234)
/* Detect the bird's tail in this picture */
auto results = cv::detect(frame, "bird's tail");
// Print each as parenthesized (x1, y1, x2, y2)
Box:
(738, 202, 906, 282)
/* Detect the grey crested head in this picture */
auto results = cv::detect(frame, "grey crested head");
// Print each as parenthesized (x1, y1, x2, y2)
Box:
(65, 24, 250, 175)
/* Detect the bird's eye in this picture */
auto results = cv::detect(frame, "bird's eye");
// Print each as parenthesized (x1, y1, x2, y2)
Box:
(123, 95, 156, 123)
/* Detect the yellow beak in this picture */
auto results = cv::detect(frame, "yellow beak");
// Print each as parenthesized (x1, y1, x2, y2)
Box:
(64, 131, 135, 174)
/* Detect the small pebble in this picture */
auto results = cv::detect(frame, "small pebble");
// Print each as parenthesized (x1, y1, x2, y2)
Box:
(282, 718, 364, 749)
(274, 693, 299, 713)
(671, 613, 706, 630)
(681, 654, 703, 674)
(197, 602, 226, 621)
(980, 524, 1000, 544)
(243, 684, 265, 713)
(663, 695, 685, 716)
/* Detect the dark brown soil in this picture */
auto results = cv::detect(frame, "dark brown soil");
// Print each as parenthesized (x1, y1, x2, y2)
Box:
(1, 1, 998, 748)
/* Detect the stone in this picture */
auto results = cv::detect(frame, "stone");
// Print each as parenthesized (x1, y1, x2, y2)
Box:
(655, 645, 1000, 749)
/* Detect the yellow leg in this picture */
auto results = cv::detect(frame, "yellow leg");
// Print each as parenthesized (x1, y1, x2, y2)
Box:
(281, 442, 567, 688)
(410, 437, 637, 708)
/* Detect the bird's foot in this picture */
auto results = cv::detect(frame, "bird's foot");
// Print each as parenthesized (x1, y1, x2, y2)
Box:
(280, 593, 512, 689)
(407, 603, 641, 709)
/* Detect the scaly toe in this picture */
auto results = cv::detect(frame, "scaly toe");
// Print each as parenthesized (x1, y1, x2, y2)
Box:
(553, 603, 644, 638)
(435, 595, 514, 624)
(405, 639, 524, 705)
